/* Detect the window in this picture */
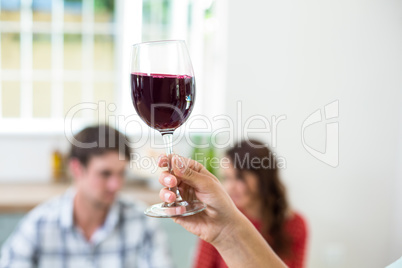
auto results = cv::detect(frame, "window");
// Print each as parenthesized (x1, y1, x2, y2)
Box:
(0, 0, 118, 133)
(0, 0, 226, 134)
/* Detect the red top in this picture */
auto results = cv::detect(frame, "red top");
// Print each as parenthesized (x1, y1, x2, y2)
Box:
(193, 212, 308, 268)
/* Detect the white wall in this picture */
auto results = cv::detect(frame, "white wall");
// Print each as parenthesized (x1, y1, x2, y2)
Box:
(0, 132, 191, 184)
(0, 135, 68, 182)
(225, 0, 402, 267)
(392, 104, 402, 260)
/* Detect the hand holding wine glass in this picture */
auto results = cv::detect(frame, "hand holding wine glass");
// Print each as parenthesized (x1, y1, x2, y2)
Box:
(157, 154, 238, 243)
(157, 155, 287, 268)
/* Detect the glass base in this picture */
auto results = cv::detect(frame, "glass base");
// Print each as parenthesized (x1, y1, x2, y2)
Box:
(144, 200, 207, 218)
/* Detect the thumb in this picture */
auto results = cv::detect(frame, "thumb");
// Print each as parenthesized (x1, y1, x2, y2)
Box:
(172, 155, 213, 191)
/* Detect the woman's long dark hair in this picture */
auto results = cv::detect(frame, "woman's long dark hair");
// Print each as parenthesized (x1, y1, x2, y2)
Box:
(226, 139, 292, 257)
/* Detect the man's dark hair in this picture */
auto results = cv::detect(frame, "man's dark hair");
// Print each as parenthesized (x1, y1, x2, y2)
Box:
(69, 124, 131, 166)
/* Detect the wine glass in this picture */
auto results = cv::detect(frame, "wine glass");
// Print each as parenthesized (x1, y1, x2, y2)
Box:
(130, 40, 207, 217)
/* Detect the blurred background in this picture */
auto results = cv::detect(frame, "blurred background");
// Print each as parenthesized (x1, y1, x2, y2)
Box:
(0, 0, 401, 267)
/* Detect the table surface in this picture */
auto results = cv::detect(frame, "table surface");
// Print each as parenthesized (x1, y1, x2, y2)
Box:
(0, 182, 160, 213)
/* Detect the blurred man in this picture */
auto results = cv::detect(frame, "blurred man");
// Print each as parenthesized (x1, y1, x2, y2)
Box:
(0, 125, 172, 268)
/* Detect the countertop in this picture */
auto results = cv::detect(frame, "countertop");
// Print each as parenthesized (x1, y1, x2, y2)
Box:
(0, 182, 161, 213)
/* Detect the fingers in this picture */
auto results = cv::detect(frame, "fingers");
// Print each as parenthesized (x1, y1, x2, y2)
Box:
(157, 154, 211, 176)
(159, 187, 176, 203)
(159, 171, 177, 188)
(173, 155, 206, 174)
(158, 154, 220, 193)
(172, 156, 216, 191)
(157, 155, 169, 168)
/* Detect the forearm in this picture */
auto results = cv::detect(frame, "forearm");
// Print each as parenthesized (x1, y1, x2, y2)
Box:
(212, 213, 286, 268)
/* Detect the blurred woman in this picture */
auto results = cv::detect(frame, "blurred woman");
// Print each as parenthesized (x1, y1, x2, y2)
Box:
(194, 140, 308, 268)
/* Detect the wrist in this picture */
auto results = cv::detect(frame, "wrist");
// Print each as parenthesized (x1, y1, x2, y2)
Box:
(210, 210, 250, 250)
(209, 209, 287, 268)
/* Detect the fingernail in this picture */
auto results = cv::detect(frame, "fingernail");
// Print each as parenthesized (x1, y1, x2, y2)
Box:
(164, 192, 172, 202)
(174, 156, 185, 170)
(164, 176, 172, 185)
(157, 154, 166, 164)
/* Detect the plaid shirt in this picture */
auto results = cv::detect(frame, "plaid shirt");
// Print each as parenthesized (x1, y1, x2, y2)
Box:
(0, 189, 173, 268)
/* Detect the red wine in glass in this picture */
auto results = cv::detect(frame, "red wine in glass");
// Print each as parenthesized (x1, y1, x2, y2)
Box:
(130, 40, 206, 218)
(131, 73, 195, 133)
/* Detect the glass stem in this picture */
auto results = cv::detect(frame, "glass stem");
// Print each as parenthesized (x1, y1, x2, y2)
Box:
(162, 132, 183, 204)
